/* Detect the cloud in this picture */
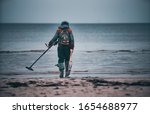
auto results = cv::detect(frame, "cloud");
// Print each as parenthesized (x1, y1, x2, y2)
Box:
(0, 0, 150, 23)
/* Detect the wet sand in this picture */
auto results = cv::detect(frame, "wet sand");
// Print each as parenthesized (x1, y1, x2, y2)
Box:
(0, 77, 150, 97)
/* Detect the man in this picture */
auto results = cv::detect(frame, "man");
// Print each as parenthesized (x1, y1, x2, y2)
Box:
(48, 21, 74, 78)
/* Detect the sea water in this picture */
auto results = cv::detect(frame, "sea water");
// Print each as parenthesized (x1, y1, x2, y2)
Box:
(0, 23, 150, 78)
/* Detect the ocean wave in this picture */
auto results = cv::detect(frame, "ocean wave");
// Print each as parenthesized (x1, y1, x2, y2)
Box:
(0, 49, 150, 54)
(0, 71, 60, 76)
(0, 50, 45, 54)
(86, 49, 150, 53)
(0, 70, 90, 76)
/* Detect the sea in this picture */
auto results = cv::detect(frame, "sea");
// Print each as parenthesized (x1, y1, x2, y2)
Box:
(0, 23, 150, 78)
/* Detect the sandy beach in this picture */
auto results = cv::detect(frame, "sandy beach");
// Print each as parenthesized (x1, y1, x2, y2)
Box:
(0, 77, 150, 97)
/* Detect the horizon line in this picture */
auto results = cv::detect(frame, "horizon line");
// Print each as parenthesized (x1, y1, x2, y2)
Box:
(0, 22, 150, 24)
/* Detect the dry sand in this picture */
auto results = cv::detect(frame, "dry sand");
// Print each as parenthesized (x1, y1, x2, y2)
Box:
(0, 77, 150, 97)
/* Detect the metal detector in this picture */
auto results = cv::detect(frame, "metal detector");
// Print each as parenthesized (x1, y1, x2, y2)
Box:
(26, 43, 54, 71)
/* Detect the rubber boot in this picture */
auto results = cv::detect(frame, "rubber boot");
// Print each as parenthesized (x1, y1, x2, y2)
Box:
(65, 70, 70, 78)
(59, 70, 64, 78)
(56, 63, 64, 78)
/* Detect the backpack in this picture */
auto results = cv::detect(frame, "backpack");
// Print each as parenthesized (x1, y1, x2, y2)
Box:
(58, 29, 71, 45)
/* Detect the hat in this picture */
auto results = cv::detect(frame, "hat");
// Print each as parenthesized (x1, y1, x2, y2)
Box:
(60, 21, 69, 29)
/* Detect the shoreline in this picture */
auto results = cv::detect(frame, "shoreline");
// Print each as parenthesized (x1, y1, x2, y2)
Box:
(0, 76, 150, 97)
(0, 73, 149, 79)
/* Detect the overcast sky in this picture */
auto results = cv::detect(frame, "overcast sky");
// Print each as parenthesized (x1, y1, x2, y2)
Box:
(0, 0, 150, 23)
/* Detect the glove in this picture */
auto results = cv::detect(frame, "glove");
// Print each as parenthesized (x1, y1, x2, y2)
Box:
(53, 40, 58, 45)
(48, 41, 53, 47)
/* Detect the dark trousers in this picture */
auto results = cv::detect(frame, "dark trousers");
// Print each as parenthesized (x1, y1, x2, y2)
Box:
(57, 45, 70, 71)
